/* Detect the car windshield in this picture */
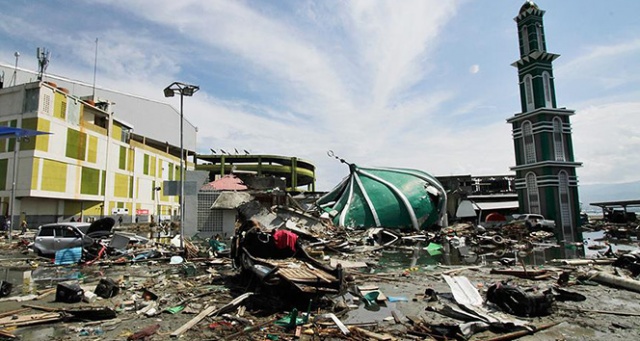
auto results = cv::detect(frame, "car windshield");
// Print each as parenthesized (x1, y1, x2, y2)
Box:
(76, 225, 91, 234)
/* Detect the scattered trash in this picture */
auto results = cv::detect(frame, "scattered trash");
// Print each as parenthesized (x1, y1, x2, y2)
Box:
(55, 283, 84, 303)
(486, 281, 554, 317)
(0, 175, 638, 341)
(94, 278, 120, 298)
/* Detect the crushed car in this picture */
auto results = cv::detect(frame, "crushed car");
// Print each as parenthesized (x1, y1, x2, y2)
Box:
(230, 218, 346, 302)
(30, 218, 115, 258)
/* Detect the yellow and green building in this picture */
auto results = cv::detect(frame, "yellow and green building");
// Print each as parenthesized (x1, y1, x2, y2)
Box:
(0, 65, 196, 226)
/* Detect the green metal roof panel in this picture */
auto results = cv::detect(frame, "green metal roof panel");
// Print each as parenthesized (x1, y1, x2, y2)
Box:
(317, 164, 447, 231)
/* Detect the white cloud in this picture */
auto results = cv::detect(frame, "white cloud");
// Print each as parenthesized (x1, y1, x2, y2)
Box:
(556, 39, 640, 89)
(3, 1, 638, 192)
(573, 101, 640, 185)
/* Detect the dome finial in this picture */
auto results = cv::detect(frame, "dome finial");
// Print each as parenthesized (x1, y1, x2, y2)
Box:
(519, 0, 539, 14)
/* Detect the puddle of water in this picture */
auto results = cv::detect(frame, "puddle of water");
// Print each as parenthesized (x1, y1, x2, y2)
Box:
(372, 231, 639, 271)
(339, 292, 399, 325)
(342, 301, 397, 324)
(375, 245, 442, 272)
(15, 325, 69, 339)
(0, 262, 199, 300)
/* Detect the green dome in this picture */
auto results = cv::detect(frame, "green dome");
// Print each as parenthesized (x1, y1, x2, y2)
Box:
(317, 164, 447, 231)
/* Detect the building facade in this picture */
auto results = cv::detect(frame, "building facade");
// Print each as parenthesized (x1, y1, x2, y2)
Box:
(507, 1, 582, 243)
(437, 174, 518, 223)
(0, 65, 197, 227)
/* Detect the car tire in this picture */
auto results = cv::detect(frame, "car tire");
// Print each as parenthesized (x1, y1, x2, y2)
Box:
(35, 249, 44, 257)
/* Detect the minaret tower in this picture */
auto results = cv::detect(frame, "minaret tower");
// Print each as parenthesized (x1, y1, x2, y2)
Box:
(507, 1, 582, 244)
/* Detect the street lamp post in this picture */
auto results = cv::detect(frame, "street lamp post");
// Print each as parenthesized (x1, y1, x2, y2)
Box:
(163, 82, 199, 250)
(8, 137, 25, 243)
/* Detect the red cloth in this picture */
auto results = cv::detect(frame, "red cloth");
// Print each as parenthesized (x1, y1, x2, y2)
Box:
(272, 230, 298, 252)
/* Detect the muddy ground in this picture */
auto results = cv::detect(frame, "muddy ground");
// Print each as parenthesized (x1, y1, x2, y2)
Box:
(1, 238, 640, 340)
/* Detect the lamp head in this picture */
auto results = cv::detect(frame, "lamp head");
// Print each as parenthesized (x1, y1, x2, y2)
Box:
(163, 87, 175, 98)
(182, 85, 199, 97)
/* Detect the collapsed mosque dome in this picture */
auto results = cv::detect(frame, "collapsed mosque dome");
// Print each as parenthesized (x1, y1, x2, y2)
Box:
(316, 164, 447, 231)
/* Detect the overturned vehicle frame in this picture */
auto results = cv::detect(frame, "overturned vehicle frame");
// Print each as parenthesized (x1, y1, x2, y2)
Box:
(230, 221, 346, 299)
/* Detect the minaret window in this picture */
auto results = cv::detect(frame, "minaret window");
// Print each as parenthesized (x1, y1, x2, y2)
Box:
(524, 75, 534, 111)
(526, 172, 540, 214)
(553, 117, 565, 161)
(558, 171, 573, 241)
(523, 121, 536, 164)
(536, 24, 544, 51)
(522, 25, 530, 55)
(543, 72, 552, 107)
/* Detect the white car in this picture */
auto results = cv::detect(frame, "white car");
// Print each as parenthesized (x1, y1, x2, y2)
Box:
(32, 218, 115, 257)
(515, 214, 556, 231)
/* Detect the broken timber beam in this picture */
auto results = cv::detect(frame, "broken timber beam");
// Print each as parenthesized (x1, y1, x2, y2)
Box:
(0, 313, 63, 329)
(559, 306, 640, 317)
(0, 329, 16, 339)
(170, 305, 217, 338)
(481, 322, 560, 341)
(0, 308, 29, 319)
(587, 270, 640, 293)
(215, 316, 278, 340)
(349, 326, 395, 341)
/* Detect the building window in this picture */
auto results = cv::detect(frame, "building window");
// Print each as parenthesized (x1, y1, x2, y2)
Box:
(24, 88, 40, 112)
(522, 25, 530, 55)
(558, 171, 574, 241)
(143, 154, 150, 175)
(65, 129, 87, 161)
(553, 117, 565, 161)
(523, 121, 536, 164)
(524, 75, 534, 112)
(121, 127, 132, 143)
(526, 172, 540, 214)
(536, 24, 544, 51)
(543, 72, 552, 107)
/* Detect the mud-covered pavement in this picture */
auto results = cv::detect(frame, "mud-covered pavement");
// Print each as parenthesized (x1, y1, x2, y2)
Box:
(2, 236, 640, 341)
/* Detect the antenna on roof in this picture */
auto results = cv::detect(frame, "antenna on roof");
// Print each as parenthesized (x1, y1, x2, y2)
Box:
(11, 51, 19, 86)
(36, 47, 50, 81)
(92, 38, 98, 100)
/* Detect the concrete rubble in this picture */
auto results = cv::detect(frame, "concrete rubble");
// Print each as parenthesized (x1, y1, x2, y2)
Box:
(0, 198, 639, 340)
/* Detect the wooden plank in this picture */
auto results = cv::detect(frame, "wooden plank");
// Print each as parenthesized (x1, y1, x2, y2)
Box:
(35, 288, 57, 300)
(0, 308, 29, 319)
(330, 258, 368, 269)
(0, 329, 16, 339)
(170, 305, 217, 338)
(490, 268, 548, 279)
(559, 306, 640, 317)
(349, 326, 394, 340)
(0, 313, 63, 328)
(21, 304, 60, 312)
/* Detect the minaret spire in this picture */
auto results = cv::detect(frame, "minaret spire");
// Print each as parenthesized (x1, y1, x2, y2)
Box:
(507, 2, 583, 253)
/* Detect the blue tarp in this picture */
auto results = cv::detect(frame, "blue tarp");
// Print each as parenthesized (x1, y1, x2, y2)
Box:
(55, 247, 83, 265)
(0, 126, 50, 138)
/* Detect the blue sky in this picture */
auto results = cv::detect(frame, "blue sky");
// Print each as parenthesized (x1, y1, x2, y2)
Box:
(1, 0, 639, 191)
